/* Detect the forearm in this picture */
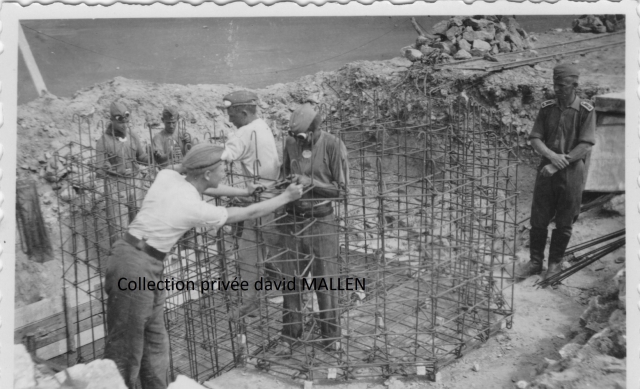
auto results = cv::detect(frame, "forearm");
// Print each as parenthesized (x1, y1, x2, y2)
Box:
(311, 185, 341, 198)
(530, 138, 559, 160)
(226, 193, 291, 224)
(204, 184, 249, 198)
(566, 143, 592, 163)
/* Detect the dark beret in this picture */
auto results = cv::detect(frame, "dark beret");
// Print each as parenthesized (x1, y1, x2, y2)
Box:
(553, 64, 580, 80)
(162, 106, 180, 122)
(110, 102, 130, 118)
(289, 103, 319, 133)
(223, 91, 259, 108)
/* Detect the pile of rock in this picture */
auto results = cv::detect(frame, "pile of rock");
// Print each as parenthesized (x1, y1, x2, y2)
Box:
(572, 15, 625, 34)
(403, 16, 532, 63)
(526, 268, 626, 389)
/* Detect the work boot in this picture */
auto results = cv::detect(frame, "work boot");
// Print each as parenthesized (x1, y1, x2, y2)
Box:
(273, 341, 292, 357)
(514, 261, 543, 280)
(542, 261, 562, 283)
(514, 228, 547, 280)
(544, 228, 572, 284)
(548, 228, 572, 266)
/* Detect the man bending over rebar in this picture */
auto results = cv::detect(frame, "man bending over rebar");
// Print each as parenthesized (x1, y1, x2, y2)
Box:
(103, 143, 303, 389)
(515, 64, 596, 281)
(96, 101, 150, 228)
(271, 103, 349, 356)
(217, 91, 281, 319)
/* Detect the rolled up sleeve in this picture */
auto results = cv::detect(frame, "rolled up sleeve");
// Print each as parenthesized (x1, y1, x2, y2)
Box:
(578, 109, 596, 145)
(529, 110, 546, 141)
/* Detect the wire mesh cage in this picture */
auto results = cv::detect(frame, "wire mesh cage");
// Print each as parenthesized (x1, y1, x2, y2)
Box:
(55, 92, 519, 384)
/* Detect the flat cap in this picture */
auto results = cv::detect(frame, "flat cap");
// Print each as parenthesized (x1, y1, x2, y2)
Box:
(162, 106, 180, 122)
(289, 103, 319, 133)
(223, 91, 259, 108)
(553, 64, 580, 80)
(110, 102, 130, 118)
(182, 143, 225, 171)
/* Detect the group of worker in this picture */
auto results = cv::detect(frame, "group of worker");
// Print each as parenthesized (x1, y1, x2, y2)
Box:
(97, 63, 595, 389)
(98, 91, 348, 389)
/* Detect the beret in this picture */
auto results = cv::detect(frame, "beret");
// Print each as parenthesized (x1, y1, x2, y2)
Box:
(289, 103, 319, 133)
(553, 64, 580, 80)
(110, 102, 130, 118)
(223, 91, 259, 108)
(162, 106, 180, 122)
(182, 143, 225, 171)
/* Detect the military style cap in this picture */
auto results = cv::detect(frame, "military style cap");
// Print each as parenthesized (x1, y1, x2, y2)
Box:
(182, 143, 225, 171)
(553, 64, 580, 80)
(289, 103, 319, 133)
(162, 106, 180, 122)
(222, 91, 259, 108)
(110, 102, 130, 122)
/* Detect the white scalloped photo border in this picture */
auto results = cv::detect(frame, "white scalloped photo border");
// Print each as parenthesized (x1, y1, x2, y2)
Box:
(0, 1, 637, 388)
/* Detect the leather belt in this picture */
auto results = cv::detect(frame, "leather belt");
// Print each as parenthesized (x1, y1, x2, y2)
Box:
(287, 205, 333, 219)
(123, 232, 167, 262)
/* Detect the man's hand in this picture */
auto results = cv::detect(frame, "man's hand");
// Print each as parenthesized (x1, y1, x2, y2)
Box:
(289, 174, 312, 186)
(547, 152, 570, 170)
(540, 164, 559, 177)
(283, 183, 304, 202)
(246, 182, 267, 195)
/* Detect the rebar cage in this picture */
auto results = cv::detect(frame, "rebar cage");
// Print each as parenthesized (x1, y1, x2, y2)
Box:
(55, 92, 519, 384)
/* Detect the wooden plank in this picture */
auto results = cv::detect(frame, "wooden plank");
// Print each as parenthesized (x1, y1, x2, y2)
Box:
(15, 299, 104, 347)
(18, 24, 48, 96)
(19, 312, 105, 352)
(15, 296, 64, 328)
(36, 324, 105, 361)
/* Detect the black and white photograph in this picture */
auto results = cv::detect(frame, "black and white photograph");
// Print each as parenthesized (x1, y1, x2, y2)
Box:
(0, 3, 636, 389)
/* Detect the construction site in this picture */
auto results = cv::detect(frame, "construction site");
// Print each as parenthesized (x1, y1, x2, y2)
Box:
(13, 15, 626, 389)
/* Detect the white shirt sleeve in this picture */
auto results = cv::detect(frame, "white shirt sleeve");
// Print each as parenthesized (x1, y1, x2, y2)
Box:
(192, 202, 228, 229)
(223, 131, 250, 162)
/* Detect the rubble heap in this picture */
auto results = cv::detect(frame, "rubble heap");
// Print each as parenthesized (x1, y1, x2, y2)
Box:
(403, 16, 532, 63)
(528, 268, 626, 389)
(572, 15, 625, 34)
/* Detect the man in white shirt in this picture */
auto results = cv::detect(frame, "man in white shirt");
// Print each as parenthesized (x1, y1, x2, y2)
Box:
(103, 143, 303, 389)
(220, 91, 282, 319)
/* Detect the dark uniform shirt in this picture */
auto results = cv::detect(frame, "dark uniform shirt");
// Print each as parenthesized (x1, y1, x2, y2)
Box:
(152, 130, 187, 167)
(529, 96, 596, 167)
(283, 131, 349, 206)
(96, 124, 149, 175)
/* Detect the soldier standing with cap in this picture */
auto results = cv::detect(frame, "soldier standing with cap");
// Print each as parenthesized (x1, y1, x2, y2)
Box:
(103, 143, 303, 389)
(151, 105, 189, 168)
(96, 101, 150, 225)
(219, 91, 281, 319)
(272, 103, 349, 355)
(515, 64, 596, 281)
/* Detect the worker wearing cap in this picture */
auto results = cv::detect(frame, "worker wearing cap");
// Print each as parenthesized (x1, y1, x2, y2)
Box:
(271, 103, 348, 355)
(151, 106, 189, 168)
(220, 91, 282, 319)
(103, 143, 303, 389)
(515, 64, 596, 281)
(96, 101, 150, 226)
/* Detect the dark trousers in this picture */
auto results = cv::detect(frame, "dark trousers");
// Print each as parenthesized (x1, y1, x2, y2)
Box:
(104, 240, 169, 389)
(530, 161, 585, 265)
(274, 213, 341, 343)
